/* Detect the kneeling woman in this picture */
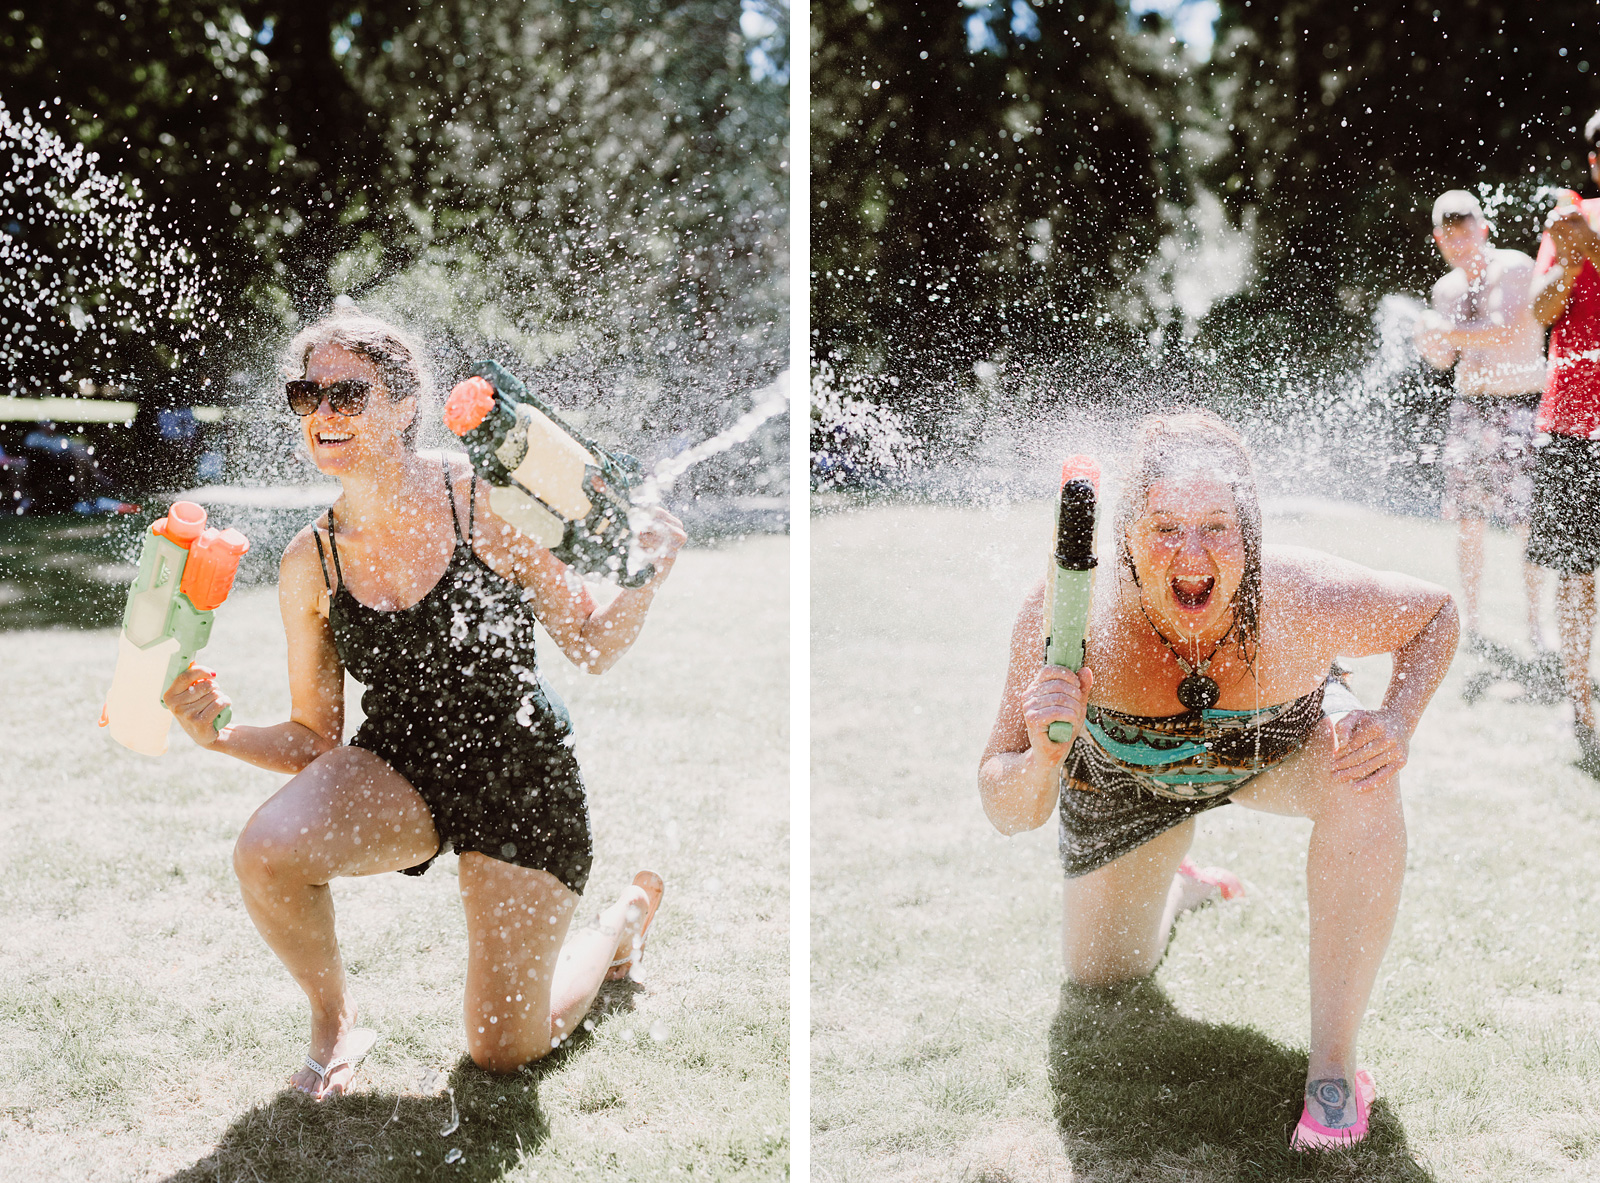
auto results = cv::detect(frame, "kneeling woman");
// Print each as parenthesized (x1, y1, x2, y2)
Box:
(979, 412, 1457, 1150)
(166, 307, 686, 1098)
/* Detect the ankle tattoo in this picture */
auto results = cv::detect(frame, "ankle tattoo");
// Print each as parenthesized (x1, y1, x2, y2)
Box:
(1307, 1078, 1351, 1125)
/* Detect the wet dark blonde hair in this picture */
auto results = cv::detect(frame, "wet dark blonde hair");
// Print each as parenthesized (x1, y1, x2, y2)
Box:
(284, 303, 432, 448)
(1112, 411, 1264, 661)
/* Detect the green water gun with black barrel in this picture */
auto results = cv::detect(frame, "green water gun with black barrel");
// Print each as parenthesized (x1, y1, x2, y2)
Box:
(1044, 456, 1101, 746)
(443, 359, 655, 587)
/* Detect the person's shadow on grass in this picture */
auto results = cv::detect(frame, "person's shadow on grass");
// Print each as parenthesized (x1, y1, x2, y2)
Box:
(1047, 978, 1434, 1182)
(160, 980, 643, 1183)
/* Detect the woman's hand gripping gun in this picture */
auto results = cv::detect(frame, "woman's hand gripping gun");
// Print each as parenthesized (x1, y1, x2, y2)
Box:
(1043, 457, 1100, 747)
(101, 501, 250, 756)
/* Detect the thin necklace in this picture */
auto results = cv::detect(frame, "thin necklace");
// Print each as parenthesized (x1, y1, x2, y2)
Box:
(1139, 598, 1237, 712)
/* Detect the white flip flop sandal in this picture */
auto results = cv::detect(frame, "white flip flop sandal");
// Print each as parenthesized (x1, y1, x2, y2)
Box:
(298, 1027, 378, 1099)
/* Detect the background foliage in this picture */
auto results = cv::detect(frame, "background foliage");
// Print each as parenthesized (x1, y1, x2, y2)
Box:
(1, 0, 788, 459)
(812, 0, 1600, 453)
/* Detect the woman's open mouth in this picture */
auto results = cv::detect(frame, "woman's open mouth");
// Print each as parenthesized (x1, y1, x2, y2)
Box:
(314, 431, 353, 448)
(1170, 576, 1214, 609)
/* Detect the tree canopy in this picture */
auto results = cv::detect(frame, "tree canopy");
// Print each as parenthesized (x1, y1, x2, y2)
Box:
(1, 0, 788, 441)
(812, 0, 1600, 422)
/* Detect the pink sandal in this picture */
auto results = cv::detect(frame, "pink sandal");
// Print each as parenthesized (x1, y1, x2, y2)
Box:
(1177, 858, 1244, 902)
(1290, 1069, 1376, 1151)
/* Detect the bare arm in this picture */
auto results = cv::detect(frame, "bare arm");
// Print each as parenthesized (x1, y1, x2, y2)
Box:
(1413, 306, 1459, 370)
(1439, 321, 1523, 350)
(465, 470, 688, 674)
(1533, 210, 1600, 326)
(978, 583, 1094, 835)
(1279, 548, 1458, 789)
(1532, 259, 1575, 327)
(164, 525, 345, 772)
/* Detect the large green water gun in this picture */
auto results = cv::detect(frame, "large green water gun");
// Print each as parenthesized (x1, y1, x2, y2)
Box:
(101, 501, 250, 756)
(1044, 456, 1101, 745)
(443, 359, 654, 588)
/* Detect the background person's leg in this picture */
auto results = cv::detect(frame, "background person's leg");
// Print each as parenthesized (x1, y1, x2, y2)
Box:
(1556, 572, 1597, 731)
(1456, 516, 1485, 637)
(1515, 525, 1546, 648)
(232, 745, 442, 1097)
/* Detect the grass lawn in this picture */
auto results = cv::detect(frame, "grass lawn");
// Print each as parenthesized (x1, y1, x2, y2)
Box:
(812, 497, 1600, 1182)
(0, 531, 788, 1182)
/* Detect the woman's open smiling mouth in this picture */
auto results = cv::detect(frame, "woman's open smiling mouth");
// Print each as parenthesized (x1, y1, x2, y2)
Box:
(1170, 575, 1215, 609)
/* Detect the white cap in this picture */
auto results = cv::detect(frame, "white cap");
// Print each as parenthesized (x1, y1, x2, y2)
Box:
(1432, 190, 1484, 226)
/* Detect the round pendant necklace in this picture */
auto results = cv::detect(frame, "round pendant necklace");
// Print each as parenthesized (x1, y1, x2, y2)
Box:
(1139, 601, 1236, 712)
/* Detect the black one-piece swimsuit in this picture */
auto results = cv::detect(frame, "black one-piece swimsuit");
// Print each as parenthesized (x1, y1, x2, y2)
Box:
(311, 463, 594, 893)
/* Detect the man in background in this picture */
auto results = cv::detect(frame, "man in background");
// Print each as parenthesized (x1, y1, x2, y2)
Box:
(1414, 189, 1547, 655)
(1529, 112, 1600, 778)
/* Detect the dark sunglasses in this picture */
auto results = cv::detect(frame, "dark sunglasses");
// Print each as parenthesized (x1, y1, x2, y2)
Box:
(285, 378, 375, 417)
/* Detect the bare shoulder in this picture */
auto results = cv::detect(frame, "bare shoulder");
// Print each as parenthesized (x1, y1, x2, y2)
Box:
(1262, 543, 1451, 654)
(440, 449, 475, 487)
(1430, 270, 1460, 303)
(279, 519, 332, 603)
(280, 519, 328, 574)
(1263, 543, 1361, 585)
(1263, 543, 1395, 605)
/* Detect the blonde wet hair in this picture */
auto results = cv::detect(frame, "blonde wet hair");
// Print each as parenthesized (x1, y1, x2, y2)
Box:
(1112, 410, 1264, 661)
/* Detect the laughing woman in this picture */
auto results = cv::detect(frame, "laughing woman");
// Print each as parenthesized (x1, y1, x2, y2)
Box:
(164, 306, 686, 1098)
(979, 412, 1457, 1150)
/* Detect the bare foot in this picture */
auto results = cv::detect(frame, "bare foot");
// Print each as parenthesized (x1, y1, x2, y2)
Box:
(1174, 859, 1243, 915)
(1174, 871, 1221, 914)
(288, 1004, 366, 1100)
(606, 871, 664, 980)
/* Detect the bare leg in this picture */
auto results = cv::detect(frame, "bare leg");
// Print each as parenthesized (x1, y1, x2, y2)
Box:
(458, 853, 655, 1073)
(1233, 721, 1406, 1124)
(1061, 818, 1197, 986)
(232, 746, 440, 1097)
(1516, 526, 1545, 648)
(1555, 573, 1597, 729)
(1456, 517, 1484, 636)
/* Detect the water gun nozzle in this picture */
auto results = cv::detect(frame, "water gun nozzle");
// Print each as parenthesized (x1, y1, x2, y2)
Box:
(155, 501, 208, 546)
(444, 377, 497, 436)
(1061, 455, 1101, 491)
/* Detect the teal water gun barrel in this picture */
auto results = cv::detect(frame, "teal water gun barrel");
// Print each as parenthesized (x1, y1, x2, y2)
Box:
(443, 359, 654, 588)
(1044, 456, 1100, 746)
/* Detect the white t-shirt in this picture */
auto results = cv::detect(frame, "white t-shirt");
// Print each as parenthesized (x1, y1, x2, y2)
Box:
(1419, 247, 1547, 396)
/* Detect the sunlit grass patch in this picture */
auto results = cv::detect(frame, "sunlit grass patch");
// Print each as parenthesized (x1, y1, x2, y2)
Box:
(0, 535, 787, 1181)
(813, 499, 1600, 1182)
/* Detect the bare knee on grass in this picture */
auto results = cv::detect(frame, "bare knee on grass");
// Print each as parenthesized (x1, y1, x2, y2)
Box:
(459, 854, 575, 1073)
(1062, 822, 1193, 987)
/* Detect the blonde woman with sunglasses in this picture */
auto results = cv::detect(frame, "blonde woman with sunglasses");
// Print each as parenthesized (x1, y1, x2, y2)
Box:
(164, 304, 685, 1098)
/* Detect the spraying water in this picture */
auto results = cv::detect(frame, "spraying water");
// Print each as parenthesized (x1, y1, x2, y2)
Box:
(0, 99, 223, 393)
(633, 371, 791, 506)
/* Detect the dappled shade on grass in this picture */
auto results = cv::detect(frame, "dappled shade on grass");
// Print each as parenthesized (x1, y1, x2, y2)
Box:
(159, 1053, 557, 1183)
(1048, 977, 1431, 1182)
